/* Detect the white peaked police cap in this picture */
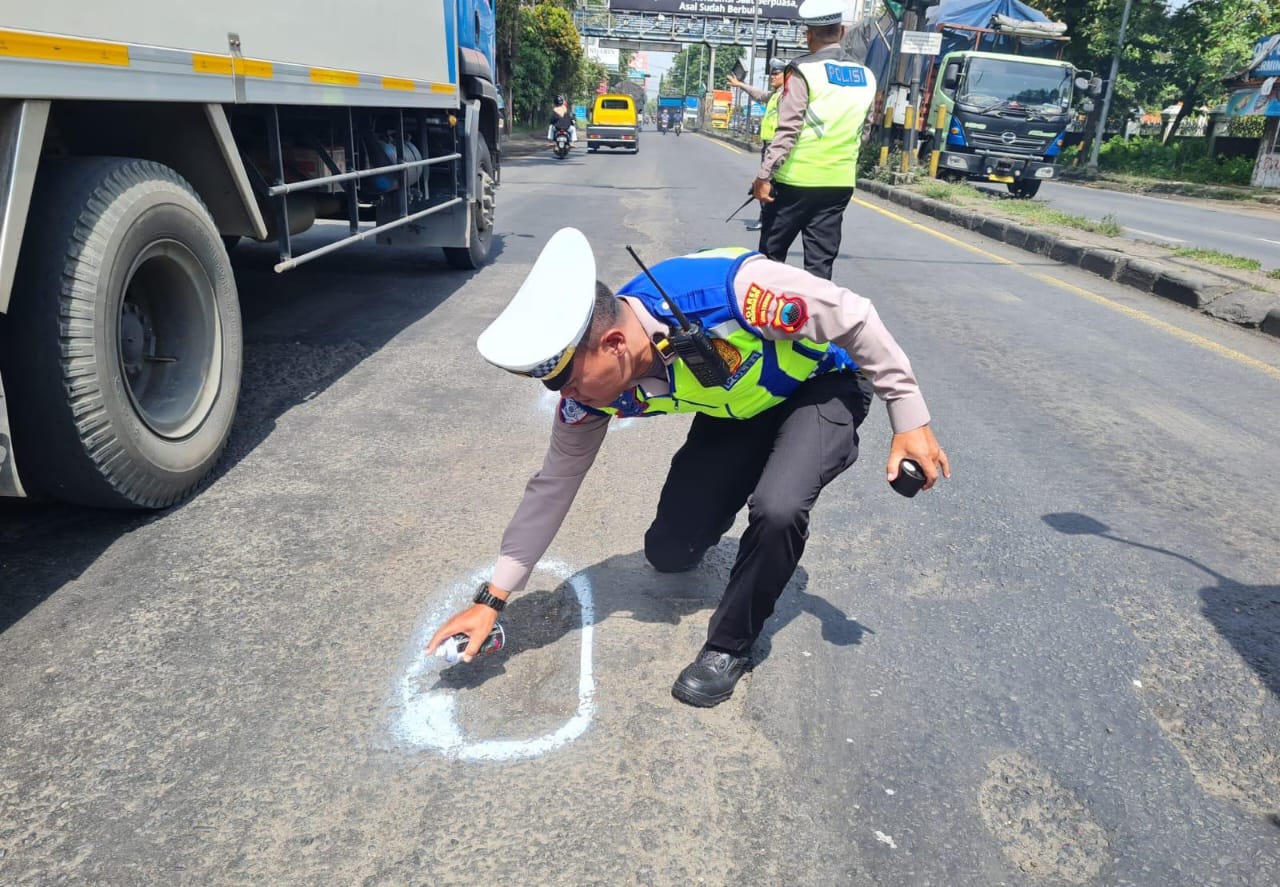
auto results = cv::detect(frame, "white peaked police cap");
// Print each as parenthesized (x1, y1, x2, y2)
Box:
(797, 0, 846, 26)
(476, 227, 597, 391)
(768, 57, 787, 72)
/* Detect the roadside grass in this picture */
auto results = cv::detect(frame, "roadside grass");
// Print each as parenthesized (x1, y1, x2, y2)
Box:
(1269, 269, 1280, 280)
(1172, 248, 1262, 271)
(912, 178, 1124, 235)
(1057, 170, 1273, 203)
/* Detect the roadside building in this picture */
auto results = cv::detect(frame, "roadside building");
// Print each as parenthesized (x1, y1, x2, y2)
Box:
(1221, 34, 1280, 188)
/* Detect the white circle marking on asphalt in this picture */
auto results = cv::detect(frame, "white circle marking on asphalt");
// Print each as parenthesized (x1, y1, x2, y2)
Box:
(389, 558, 596, 761)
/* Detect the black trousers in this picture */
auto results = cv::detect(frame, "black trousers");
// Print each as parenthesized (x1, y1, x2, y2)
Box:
(643, 372, 874, 654)
(757, 182, 854, 280)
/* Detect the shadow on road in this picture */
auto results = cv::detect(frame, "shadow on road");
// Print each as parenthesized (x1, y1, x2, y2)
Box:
(435, 547, 871, 690)
(1042, 511, 1279, 699)
(0, 227, 497, 636)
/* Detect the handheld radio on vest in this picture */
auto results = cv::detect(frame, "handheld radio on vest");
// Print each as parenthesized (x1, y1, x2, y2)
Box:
(625, 246, 732, 388)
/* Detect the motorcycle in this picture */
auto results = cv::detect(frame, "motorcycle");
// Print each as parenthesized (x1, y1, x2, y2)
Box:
(552, 129, 571, 160)
(657, 119, 667, 135)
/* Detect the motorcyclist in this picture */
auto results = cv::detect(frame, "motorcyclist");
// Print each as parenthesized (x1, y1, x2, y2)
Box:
(657, 108, 668, 132)
(547, 94, 576, 145)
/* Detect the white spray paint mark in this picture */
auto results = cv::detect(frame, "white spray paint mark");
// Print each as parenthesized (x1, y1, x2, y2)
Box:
(389, 558, 596, 761)
(538, 390, 635, 431)
(874, 831, 898, 849)
(884, 788, 895, 796)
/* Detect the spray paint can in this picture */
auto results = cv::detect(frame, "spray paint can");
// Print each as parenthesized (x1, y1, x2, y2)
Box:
(435, 624, 505, 665)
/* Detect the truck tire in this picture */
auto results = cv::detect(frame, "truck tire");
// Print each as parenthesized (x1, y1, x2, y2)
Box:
(444, 134, 496, 271)
(2, 157, 242, 509)
(1008, 180, 1041, 199)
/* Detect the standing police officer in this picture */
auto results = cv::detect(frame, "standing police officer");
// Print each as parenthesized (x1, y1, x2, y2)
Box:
(427, 228, 949, 708)
(728, 57, 787, 231)
(753, 0, 876, 279)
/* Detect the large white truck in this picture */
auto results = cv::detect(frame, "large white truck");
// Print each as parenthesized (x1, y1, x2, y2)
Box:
(0, 0, 500, 508)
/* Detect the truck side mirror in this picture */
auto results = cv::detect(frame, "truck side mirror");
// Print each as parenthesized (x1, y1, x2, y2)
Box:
(1074, 76, 1090, 91)
(942, 62, 960, 92)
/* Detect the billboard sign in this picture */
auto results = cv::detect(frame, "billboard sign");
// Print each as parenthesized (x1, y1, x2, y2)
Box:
(608, 0, 801, 21)
(587, 45, 620, 66)
(1249, 35, 1280, 77)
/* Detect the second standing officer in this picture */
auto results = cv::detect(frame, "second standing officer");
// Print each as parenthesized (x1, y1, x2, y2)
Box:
(753, 0, 876, 279)
(728, 57, 787, 230)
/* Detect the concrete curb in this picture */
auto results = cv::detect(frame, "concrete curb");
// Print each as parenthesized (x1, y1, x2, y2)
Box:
(857, 179, 1280, 340)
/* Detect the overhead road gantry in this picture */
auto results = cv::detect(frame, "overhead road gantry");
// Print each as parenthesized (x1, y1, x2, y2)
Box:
(573, 9, 808, 54)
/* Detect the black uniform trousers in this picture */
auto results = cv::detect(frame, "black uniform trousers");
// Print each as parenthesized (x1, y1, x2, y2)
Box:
(757, 181, 854, 280)
(643, 371, 874, 654)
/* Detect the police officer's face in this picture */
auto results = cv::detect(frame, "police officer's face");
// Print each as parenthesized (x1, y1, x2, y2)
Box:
(560, 333, 630, 407)
(769, 70, 784, 87)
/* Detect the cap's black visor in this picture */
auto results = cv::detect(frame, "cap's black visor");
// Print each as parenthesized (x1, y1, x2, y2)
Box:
(541, 353, 576, 391)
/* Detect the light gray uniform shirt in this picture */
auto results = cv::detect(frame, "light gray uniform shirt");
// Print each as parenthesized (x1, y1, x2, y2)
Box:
(758, 43, 851, 182)
(491, 255, 931, 594)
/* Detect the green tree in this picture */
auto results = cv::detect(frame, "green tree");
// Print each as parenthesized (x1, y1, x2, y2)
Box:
(1160, 0, 1277, 141)
(662, 44, 745, 97)
(508, 2, 584, 126)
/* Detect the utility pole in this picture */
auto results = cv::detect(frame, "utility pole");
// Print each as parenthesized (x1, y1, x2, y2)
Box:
(1087, 0, 1133, 175)
(706, 43, 717, 102)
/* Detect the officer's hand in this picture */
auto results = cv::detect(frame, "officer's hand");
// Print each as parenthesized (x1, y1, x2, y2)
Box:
(753, 177, 774, 204)
(887, 425, 950, 491)
(426, 603, 500, 663)
(727, 76, 743, 88)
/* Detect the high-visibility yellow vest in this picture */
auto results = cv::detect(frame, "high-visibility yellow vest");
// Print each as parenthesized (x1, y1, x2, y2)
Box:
(761, 91, 780, 142)
(775, 55, 876, 188)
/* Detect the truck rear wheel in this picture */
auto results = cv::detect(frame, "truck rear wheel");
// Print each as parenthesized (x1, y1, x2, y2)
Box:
(2, 157, 242, 509)
(444, 135, 496, 271)
(1008, 180, 1041, 199)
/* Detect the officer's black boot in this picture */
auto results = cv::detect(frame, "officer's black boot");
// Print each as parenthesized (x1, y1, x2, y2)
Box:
(672, 646, 751, 707)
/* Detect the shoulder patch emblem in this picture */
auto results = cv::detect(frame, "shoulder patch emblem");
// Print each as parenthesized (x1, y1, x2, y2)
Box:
(743, 283, 778, 328)
(559, 397, 591, 425)
(772, 295, 809, 334)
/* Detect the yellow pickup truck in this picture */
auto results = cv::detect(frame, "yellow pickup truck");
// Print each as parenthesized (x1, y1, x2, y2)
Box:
(586, 94, 639, 154)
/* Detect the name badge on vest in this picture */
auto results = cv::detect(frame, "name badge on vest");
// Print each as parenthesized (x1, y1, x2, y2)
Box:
(825, 63, 867, 87)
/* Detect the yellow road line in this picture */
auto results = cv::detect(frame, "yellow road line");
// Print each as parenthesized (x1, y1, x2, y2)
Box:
(851, 196, 1280, 383)
(701, 135, 743, 155)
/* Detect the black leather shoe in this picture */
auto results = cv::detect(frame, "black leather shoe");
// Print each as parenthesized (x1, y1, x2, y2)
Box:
(672, 646, 751, 707)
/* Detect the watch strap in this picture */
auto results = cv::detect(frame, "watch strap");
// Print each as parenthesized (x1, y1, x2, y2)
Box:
(474, 583, 506, 613)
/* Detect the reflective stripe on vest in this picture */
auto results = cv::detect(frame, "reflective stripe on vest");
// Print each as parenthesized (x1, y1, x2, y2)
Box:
(579, 251, 855, 422)
(761, 91, 780, 141)
(775, 57, 875, 188)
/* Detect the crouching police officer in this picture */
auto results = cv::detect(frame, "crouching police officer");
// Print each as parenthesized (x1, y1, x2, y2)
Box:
(754, 0, 876, 279)
(427, 228, 949, 707)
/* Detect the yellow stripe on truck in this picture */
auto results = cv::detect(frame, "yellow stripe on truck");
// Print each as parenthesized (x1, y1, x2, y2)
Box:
(310, 67, 359, 86)
(381, 76, 415, 91)
(192, 54, 274, 77)
(0, 29, 129, 66)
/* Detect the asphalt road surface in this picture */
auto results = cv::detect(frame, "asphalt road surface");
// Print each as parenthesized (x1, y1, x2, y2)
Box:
(3, 131, 1279, 886)
(1028, 181, 1280, 270)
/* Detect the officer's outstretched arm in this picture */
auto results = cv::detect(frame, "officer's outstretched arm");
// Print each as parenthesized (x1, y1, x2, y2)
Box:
(424, 413, 609, 662)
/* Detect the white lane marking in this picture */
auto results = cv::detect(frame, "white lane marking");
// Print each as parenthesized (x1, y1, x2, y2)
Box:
(389, 558, 596, 761)
(1259, 238, 1280, 246)
(1124, 227, 1186, 243)
(874, 831, 898, 849)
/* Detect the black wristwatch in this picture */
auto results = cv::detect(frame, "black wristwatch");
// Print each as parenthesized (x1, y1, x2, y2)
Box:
(474, 582, 506, 613)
